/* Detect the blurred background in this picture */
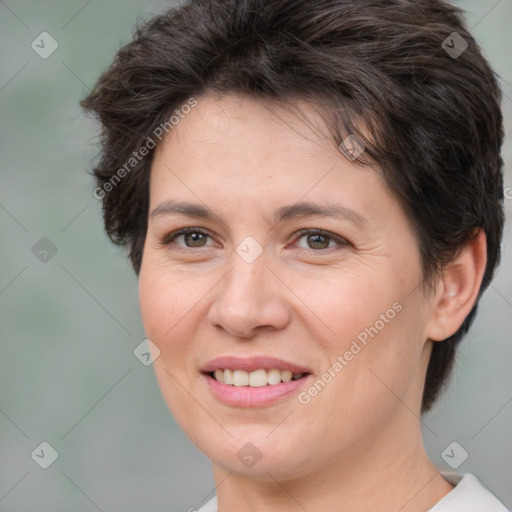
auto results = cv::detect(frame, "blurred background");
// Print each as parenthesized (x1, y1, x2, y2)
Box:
(0, 0, 511, 510)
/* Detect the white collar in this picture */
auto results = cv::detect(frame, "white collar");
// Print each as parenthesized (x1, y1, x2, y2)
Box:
(195, 473, 510, 512)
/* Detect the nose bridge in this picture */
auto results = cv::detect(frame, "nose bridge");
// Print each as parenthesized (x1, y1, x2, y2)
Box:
(221, 243, 270, 313)
(208, 241, 290, 337)
(224, 233, 268, 297)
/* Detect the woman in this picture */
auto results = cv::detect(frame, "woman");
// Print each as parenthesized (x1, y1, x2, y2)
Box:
(82, 0, 509, 510)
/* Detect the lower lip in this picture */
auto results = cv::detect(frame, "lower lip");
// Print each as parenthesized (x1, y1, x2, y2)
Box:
(204, 373, 311, 407)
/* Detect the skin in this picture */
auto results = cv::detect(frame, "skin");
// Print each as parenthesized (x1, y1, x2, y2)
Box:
(138, 92, 487, 512)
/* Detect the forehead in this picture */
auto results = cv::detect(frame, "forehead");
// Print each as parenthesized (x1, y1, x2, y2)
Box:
(154, 93, 334, 163)
(147, 93, 393, 224)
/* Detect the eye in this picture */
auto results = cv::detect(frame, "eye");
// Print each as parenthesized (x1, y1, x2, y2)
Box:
(160, 227, 214, 248)
(160, 227, 350, 253)
(292, 228, 349, 252)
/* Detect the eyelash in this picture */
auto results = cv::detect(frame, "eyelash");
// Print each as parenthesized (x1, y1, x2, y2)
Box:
(159, 227, 350, 254)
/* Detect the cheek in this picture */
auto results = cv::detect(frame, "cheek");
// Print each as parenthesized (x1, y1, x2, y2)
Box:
(138, 267, 205, 426)
(297, 266, 397, 349)
(322, 301, 424, 428)
(138, 265, 198, 361)
(298, 265, 424, 414)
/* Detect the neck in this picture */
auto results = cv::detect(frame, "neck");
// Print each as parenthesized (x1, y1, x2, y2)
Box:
(211, 413, 453, 512)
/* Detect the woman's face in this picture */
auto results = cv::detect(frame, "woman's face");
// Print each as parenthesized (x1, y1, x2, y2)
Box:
(139, 93, 434, 480)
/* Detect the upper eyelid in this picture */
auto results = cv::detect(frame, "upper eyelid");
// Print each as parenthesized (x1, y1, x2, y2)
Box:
(163, 227, 349, 248)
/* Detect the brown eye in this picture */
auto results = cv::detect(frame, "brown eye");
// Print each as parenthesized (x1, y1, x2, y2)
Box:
(161, 228, 213, 248)
(305, 233, 331, 249)
(293, 229, 349, 252)
(180, 232, 208, 247)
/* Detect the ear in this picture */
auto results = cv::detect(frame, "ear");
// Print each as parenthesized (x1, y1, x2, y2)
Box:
(426, 230, 487, 342)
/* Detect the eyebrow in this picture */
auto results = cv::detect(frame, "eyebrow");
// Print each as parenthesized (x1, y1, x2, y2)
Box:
(149, 199, 368, 226)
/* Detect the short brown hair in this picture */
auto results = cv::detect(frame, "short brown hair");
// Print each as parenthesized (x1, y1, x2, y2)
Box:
(81, 0, 505, 412)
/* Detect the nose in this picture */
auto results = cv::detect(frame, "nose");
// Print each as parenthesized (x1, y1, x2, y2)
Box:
(207, 251, 291, 339)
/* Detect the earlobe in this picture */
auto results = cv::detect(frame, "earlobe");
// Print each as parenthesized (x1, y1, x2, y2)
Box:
(426, 230, 487, 342)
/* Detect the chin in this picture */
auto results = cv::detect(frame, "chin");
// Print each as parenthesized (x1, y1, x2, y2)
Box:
(184, 422, 317, 480)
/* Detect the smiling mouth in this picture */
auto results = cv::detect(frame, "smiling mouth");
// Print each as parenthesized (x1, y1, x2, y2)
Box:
(207, 368, 309, 387)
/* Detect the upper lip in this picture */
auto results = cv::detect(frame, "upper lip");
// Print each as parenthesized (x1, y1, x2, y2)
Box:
(201, 355, 312, 374)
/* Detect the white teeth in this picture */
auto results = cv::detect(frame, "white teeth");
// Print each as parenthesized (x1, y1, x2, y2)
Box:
(267, 368, 282, 385)
(281, 370, 293, 383)
(223, 368, 233, 385)
(248, 369, 268, 387)
(211, 368, 306, 387)
(232, 369, 249, 386)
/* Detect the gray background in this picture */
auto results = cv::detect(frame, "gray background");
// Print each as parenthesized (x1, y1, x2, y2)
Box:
(0, 1, 511, 511)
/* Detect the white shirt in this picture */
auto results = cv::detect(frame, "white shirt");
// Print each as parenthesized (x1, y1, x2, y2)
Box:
(196, 473, 510, 511)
